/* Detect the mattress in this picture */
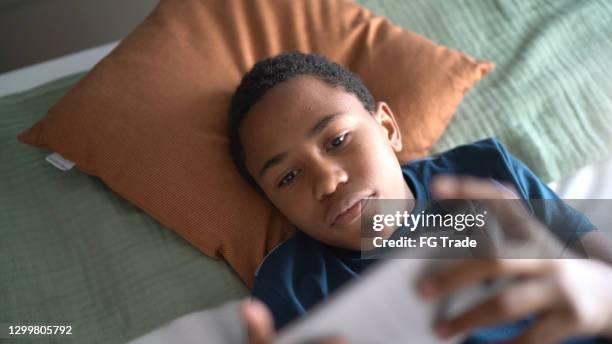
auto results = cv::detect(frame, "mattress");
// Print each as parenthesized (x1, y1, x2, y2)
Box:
(3, 0, 612, 343)
(0, 42, 117, 97)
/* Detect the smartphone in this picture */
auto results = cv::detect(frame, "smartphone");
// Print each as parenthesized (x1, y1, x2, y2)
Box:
(274, 246, 510, 344)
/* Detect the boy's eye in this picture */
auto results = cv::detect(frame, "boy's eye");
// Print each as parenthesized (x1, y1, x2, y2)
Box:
(278, 170, 299, 188)
(328, 132, 350, 150)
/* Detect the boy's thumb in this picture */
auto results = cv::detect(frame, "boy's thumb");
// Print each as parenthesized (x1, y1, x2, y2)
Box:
(240, 298, 275, 344)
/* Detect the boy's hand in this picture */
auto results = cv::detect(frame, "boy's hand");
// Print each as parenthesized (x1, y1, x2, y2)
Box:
(240, 298, 347, 344)
(241, 299, 275, 344)
(419, 175, 612, 343)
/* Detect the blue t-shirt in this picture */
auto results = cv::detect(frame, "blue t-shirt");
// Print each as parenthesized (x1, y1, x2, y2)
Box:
(252, 138, 603, 343)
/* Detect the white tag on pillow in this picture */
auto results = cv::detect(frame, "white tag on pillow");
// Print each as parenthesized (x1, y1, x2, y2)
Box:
(46, 152, 75, 171)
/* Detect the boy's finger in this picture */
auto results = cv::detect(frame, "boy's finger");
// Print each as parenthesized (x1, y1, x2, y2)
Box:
(241, 298, 275, 344)
(430, 175, 538, 239)
(298, 337, 350, 344)
(437, 278, 559, 337)
(418, 259, 548, 299)
(430, 175, 518, 200)
(430, 175, 526, 220)
(505, 311, 576, 344)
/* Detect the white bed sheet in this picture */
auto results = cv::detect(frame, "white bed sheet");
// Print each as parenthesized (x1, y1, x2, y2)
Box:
(549, 157, 612, 199)
(3, 43, 611, 344)
(0, 41, 118, 97)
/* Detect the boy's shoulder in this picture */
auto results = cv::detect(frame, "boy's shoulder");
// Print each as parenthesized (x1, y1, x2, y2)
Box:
(254, 231, 319, 278)
(402, 137, 513, 171)
(400, 137, 523, 195)
(252, 231, 367, 329)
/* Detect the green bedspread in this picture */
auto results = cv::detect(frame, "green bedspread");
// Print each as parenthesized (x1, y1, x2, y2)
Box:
(360, 0, 612, 182)
(2, 0, 611, 343)
(0, 73, 249, 343)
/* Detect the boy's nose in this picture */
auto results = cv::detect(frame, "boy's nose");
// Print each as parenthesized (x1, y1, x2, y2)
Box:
(314, 164, 348, 201)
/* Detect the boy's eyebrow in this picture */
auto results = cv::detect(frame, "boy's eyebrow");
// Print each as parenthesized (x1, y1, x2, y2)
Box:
(306, 112, 343, 139)
(259, 112, 344, 178)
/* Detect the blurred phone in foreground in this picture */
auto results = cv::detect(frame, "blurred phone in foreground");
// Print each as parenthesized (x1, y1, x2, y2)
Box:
(274, 246, 510, 344)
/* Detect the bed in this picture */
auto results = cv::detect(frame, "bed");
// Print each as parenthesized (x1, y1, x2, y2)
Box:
(2, 0, 611, 343)
(0, 44, 249, 343)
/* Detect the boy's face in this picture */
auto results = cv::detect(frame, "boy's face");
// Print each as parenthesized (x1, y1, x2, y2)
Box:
(240, 75, 413, 250)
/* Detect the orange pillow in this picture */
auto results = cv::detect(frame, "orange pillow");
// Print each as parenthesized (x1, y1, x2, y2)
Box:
(17, 0, 493, 287)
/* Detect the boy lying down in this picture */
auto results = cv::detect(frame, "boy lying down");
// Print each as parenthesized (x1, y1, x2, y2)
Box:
(227, 52, 612, 343)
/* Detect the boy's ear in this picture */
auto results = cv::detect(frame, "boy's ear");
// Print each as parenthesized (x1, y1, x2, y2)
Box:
(373, 101, 403, 153)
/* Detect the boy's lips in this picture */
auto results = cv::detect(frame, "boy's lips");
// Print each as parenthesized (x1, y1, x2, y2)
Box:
(328, 191, 376, 227)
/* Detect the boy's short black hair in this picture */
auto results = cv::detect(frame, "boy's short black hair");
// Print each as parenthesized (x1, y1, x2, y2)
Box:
(228, 51, 376, 193)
